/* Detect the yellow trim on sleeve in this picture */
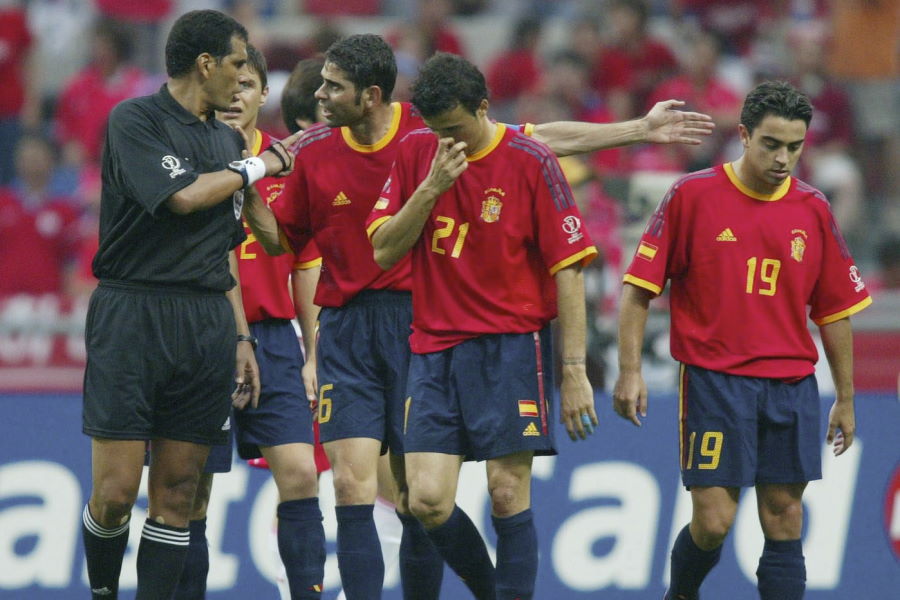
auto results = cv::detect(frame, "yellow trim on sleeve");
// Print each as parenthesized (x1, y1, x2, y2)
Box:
(293, 257, 323, 270)
(523, 123, 535, 137)
(467, 123, 506, 162)
(549, 246, 598, 275)
(813, 296, 872, 326)
(342, 102, 402, 152)
(623, 274, 663, 296)
(366, 215, 392, 240)
(724, 162, 791, 201)
(250, 128, 264, 157)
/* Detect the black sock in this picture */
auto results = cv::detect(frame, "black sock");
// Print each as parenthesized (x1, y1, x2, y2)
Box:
(82, 504, 130, 599)
(426, 505, 495, 600)
(756, 538, 805, 600)
(335, 504, 384, 599)
(172, 518, 208, 600)
(493, 509, 537, 600)
(397, 510, 444, 600)
(667, 525, 722, 600)
(277, 498, 325, 599)
(135, 518, 190, 600)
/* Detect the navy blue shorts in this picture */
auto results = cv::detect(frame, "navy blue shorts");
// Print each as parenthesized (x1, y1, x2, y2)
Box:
(405, 328, 556, 461)
(316, 290, 411, 454)
(233, 319, 314, 459)
(678, 364, 822, 488)
(83, 282, 233, 446)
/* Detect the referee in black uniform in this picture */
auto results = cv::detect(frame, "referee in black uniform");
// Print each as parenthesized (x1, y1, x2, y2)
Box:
(79, 11, 297, 600)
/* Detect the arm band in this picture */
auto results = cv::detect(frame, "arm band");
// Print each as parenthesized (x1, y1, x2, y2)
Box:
(226, 156, 267, 187)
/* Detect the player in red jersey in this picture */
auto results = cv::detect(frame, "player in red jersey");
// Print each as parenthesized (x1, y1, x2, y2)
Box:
(244, 33, 716, 599)
(171, 46, 326, 600)
(613, 81, 872, 600)
(368, 52, 598, 600)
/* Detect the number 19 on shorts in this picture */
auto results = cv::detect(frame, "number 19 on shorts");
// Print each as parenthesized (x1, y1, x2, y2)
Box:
(685, 431, 723, 470)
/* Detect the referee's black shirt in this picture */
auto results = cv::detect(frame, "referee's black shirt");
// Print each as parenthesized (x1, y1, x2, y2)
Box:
(93, 84, 246, 293)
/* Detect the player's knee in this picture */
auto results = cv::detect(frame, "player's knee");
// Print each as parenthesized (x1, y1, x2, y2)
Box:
(692, 510, 734, 545)
(759, 497, 804, 537)
(489, 485, 526, 518)
(331, 469, 374, 505)
(90, 496, 135, 527)
(408, 490, 452, 528)
(274, 461, 319, 500)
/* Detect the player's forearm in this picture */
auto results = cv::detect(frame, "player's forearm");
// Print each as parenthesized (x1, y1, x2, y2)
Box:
(555, 265, 588, 374)
(227, 251, 251, 337)
(371, 185, 440, 270)
(242, 186, 287, 256)
(167, 171, 245, 214)
(617, 283, 653, 374)
(819, 317, 855, 403)
(291, 265, 321, 361)
(531, 120, 647, 157)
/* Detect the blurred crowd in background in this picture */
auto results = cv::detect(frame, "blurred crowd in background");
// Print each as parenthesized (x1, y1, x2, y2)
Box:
(1, 0, 897, 373)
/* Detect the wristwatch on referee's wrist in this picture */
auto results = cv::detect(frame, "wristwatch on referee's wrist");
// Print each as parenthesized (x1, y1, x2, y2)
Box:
(236, 334, 258, 350)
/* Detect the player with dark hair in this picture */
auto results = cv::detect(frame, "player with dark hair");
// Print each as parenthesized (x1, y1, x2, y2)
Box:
(613, 80, 872, 600)
(368, 51, 598, 600)
(167, 44, 325, 600)
(80, 10, 296, 600)
(245, 32, 716, 598)
(281, 57, 326, 133)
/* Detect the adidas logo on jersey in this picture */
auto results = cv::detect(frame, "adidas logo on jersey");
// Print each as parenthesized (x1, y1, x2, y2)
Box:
(716, 228, 737, 242)
(522, 422, 540, 437)
(332, 192, 351, 206)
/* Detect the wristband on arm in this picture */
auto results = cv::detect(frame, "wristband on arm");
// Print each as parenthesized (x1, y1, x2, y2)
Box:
(226, 156, 266, 187)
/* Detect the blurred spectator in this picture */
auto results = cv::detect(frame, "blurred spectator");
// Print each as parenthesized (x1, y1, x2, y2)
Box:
(788, 22, 863, 240)
(875, 234, 900, 291)
(54, 17, 152, 169)
(486, 17, 542, 104)
(67, 166, 102, 299)
(387, 0, 466, 62)
(303, 0, 380, 16)
(593, 0, 677, 120)
(264, 20, 342, 73)
(93, 0, 172, 73)
(228, 0, 272, 55)
(673, 0, 780, 57)
(828, 0, 900, 230)
(0, 0, 39, 186)
(0, 133, 80, 297)
(646, 30, 741, 171)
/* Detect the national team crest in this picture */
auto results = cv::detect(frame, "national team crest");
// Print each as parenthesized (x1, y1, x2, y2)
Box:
(481, 187, 506, 223)
(790, 229, 808, 263)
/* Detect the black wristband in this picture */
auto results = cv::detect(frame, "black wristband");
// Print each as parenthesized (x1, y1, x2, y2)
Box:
(262, 141, 289, 172)
(236, 334, 258, 350)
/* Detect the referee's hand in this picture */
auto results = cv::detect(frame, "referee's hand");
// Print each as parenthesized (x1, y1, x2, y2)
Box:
(232, 342, 261, 410)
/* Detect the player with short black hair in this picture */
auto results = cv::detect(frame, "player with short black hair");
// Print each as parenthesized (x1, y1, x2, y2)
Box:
(368, 51, 598, 600)
(80, 10, 297, 600)
(613, 80, 871, 600)
(282, 57, 325, 133)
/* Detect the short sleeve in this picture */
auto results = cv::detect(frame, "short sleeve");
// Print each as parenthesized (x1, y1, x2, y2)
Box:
(809, 207, 872, 324)
(271, 162, 313, 254)
(105, 102, 199, 216)
(532, 153, 598, 274)
(294, 238, 322, 269)
(623, 184, 681, 296)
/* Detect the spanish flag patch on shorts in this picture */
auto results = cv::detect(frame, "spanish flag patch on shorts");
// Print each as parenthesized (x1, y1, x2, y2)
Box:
(518, 400, 538, 417)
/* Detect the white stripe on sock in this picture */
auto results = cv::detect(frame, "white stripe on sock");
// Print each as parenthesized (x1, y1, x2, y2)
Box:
(82, 505, 130, 538)
(141, 521, 190, 546)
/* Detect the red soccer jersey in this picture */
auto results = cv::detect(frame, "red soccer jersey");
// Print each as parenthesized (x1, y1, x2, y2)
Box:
(624, 163, 872, 378)
(238, 129, 321, 323)
(367, 124, 598, 353)
(271, 102, 423, 307)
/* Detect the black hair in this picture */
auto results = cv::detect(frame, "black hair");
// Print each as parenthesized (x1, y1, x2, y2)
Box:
(246, 44, 268, 90)
(281, 57, 325, 133)
(411, 52, 488, 118)
(324, 34, 396, 103)
(165, 10, 248, 78)
(740, 80, 813, 135)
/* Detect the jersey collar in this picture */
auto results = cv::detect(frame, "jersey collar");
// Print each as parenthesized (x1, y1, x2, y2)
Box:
(467, 123, 506, 162)
(155, 83, 221, 126)
(724, 162, 792, 201)
(341, 102, 402, 153)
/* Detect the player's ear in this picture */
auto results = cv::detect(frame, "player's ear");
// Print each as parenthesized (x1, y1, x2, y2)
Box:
(364, 85, 383, 108)
(477, 98, 489, 118)
(196, 53, 214, 79)
(738, 123, 750, 148)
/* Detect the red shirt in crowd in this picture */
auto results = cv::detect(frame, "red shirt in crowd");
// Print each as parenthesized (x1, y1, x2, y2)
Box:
(0, 8, 32, 118)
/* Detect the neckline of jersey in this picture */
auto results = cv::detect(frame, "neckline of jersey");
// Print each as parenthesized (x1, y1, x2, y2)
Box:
(724, 162, 791, 202)
(467, 123, 506, 162)
(341, 102, 402, 153)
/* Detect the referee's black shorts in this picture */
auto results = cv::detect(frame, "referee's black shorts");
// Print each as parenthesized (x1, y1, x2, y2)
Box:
(83, 281, 235, 445)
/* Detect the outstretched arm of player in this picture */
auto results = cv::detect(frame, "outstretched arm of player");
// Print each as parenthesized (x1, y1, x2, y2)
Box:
(166, 132, 300, 215)
(243, 185, 288, 256)
(227, 251, 261, 410)
(530, 99, 714, 157)
(292, 264, 321, 411)
(820, 317, 856, 456)
(371, 138, 467, 270)
(613, 283, 652, 426)
(556, 264, 597, 441)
